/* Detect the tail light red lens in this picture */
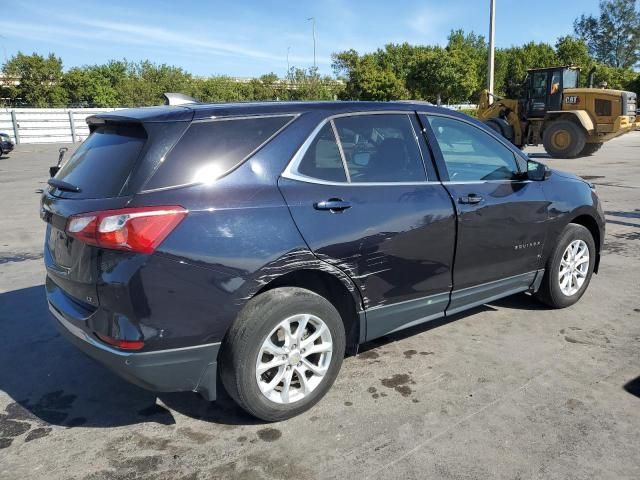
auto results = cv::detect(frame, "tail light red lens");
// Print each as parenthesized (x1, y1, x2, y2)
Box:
(96, 333, 145, 350)
(66, 206, 187, 254)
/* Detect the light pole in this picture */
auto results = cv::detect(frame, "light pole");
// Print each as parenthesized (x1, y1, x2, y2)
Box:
(307, 17, 316, 69)
(286, 46, 291, 78)
(487, 0, 496, 99)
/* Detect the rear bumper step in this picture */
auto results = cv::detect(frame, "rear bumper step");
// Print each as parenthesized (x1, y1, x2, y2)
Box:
(49, 303, 220, 400)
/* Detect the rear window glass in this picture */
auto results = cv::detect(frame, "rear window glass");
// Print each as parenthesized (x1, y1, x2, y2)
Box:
(145, 115, 294, 189)
(55, 124, 146, 197)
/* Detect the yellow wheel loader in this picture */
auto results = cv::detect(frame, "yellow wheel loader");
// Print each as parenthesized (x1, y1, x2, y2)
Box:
(478, 66, 638, 158)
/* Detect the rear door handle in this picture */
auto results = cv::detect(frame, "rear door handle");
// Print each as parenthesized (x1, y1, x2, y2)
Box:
(459, 194, 483, 205)
(314, 199, 352, 212)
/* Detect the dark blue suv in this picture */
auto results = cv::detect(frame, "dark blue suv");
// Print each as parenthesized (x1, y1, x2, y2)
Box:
(42, 101, 604, 420)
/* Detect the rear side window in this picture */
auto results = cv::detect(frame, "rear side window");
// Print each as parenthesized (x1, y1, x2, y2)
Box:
(297, 123, 348, 182)
(333, 114, 426, 183)
(145, 115, 294, 189)
(55, 124, 146, 198)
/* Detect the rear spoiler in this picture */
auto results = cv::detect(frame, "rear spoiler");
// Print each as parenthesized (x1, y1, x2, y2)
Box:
(86, 108, 195, 128)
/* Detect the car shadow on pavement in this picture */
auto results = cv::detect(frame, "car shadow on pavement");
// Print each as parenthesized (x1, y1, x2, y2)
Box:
(0, 286, 548, 428)
(623, 377, 640, 398)
(0, 285, 265, 430)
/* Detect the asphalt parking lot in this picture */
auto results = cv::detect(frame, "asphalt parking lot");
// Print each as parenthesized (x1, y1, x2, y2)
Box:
(1, 133, 639, 480)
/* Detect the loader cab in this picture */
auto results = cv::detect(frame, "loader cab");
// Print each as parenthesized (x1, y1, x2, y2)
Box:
(524, 66, 580, 118)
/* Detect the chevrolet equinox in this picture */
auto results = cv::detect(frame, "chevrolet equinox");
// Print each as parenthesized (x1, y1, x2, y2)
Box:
(42, 101, 605, 421)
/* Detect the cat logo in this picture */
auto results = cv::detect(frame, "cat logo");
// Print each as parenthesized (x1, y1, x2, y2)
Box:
(565, 95, 580, 105)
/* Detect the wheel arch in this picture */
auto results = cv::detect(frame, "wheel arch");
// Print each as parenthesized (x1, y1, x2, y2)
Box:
(255, 268, 364, 354)
(568, 213, 602, 273)
(543, 111, 594, 135)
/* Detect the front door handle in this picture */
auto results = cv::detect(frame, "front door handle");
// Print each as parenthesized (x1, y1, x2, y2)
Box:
(314, 199, 352, 212)
(459, 194, 483, 205)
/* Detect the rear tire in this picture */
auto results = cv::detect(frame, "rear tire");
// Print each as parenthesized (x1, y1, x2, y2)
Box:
(579, 143, 603, 156)
(534, 223, 596, 309)
(219, 287, 346, 421)
(542, 120, 586, 158)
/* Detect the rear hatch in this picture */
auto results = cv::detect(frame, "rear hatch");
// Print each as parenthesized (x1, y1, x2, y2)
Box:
(42, 118, 188, 310)
(43, 123, 148, 308)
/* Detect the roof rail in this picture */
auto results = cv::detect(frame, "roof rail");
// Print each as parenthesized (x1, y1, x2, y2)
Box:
(396, 100, 433, 106)
(163, 92, 200, 106)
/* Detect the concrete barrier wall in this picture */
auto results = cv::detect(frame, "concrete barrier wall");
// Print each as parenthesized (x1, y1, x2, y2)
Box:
(0, 108, 121, 144)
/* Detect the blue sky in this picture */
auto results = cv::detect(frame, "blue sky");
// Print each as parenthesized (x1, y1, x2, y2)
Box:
(1, 0, 601, 77)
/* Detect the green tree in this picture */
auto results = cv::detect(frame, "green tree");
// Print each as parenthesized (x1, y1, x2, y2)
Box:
(286, 67, 342, 101)
(62, 66, 119, 107)
(2, 52, 68, 106)
(495, 42, 558, 96)
(192, 76, 246, 102)
(574, 0, 640, 68)
(116, 61, 193, 106)
(555, 36, 592, 67)
(332, 50, 408, 100)
(349, 56, 408, 100)
(409, 48, 479, 104)
(591, 62, 638, 89)
(446, 30, 488, 97)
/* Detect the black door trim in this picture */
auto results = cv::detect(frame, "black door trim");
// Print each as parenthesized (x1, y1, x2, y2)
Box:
(359, 269, 545, 343)
(447, 269, 544, 315)
(363, 291, 450, 341)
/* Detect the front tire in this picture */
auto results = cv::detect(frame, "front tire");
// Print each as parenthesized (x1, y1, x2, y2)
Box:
(543, 120, 586, 158)
(219, 287, 346, 421)
(535, 224, 596, 308)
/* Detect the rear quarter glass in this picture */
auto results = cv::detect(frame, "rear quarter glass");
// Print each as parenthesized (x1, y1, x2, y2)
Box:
(143, 115, 296, 190)
(53, 124, 147, 198)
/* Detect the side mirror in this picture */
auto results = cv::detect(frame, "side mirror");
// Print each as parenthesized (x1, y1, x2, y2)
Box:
(527, 159, 550, 181)
(50, 147, 68, 177)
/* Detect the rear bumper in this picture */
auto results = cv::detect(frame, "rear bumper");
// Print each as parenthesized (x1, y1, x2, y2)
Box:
(49, 302, 220, 400)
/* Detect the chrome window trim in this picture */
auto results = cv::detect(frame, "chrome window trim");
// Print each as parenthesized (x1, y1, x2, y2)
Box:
(441, 179, 532, 185)
(330, 118, 351, 182)
(193, 112, 300, 123)
(282, 172, 441, 187)
(281, 110, 433, 186)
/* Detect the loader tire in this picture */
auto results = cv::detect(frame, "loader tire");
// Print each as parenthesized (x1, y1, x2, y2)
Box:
(543, 120, 586, 159)
(579, 143, 603, 156)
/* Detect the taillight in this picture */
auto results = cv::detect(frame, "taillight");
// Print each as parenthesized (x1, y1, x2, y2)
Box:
(96, 333, 144, 350)
(66, 206, 187, 254)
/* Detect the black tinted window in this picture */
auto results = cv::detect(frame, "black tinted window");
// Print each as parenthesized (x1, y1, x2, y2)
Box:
(333, 114, 426, 183)
(146, 115, 293, 189)
(54, 124, 146, 197)
(297, 123, 347, 182)
(427, 116, 519, 181)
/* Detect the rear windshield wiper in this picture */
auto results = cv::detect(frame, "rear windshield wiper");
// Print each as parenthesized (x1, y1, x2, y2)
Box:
(47, 178, 82, 192)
